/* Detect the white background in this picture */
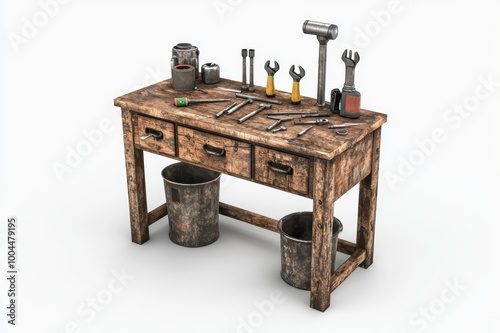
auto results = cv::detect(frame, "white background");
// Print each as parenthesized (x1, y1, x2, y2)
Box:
(1, 0, 499, 332)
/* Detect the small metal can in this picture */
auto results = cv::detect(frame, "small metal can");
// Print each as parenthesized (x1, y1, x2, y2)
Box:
(171, 64, 196, 91)
(201, 63, 220, 84)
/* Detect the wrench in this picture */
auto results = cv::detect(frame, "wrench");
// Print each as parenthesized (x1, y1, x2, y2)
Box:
(238, 103, 272, 123)
(294, 118, 329, 125)
(289, 65, 306, 105)
(341, 49, 360, 92)
(264, 60, 280, 97)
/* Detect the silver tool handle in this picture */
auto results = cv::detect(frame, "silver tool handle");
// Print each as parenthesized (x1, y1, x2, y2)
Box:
(235, 93, 283, 105)
(227, 99, 251, 115)
(238, 106, 265, 123)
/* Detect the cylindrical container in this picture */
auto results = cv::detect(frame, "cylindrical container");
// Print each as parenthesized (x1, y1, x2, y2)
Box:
(171, 43, 200, 78)
(201, 63, 220, 84)
(171, 64, 196, 91)
(278, 212, 343, 290)
(161, 163, 221, 247)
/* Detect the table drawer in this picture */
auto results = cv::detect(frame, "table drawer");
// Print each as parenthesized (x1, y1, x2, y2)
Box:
(254, 146, 310, 196)
(177, 126, 252, 178)
(134, 115, 175, 156)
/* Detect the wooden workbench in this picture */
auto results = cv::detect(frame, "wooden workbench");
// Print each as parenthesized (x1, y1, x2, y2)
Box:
(114, 78, 387, 312)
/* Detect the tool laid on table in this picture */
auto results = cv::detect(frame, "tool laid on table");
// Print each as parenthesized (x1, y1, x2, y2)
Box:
(264, 60, 280, 97)
(226, 98, 253, 115)
(238, 103, 272, 123)
(266, 116, 293, 131)
(235, 93, 283, 105)
(340, 49, 361, 119)
(215, 102, 237, 118)
(300, 112, 331, 118)
(328, 122, 366, 129)
(174, 97, 231, 107)
(302, 20, 338, 106)
(214, 87, 241, 93)
(249, 49, 255, 92)
(266, 111, 320, 116)
(289, 65, 305, 105)
(271, 126, 287, 133)
(194, 86, 208, 94)
(297, 126, 313, 137)
(294, 118, 329, 125)
(241, 49, 248, 91)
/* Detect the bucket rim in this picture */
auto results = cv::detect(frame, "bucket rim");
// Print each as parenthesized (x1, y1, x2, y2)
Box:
(161, 162, 221, 186)
(278, 211, 343, 243)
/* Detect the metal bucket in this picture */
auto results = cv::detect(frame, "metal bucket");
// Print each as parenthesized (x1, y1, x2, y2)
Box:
(161, 163, 221, 247)
(278, 212, 343, 290)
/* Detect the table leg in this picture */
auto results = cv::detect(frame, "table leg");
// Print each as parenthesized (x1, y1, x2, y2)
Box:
(310, 158, 335, 312)
(121, 109, 149, 244)
(357, 128, 382, 268)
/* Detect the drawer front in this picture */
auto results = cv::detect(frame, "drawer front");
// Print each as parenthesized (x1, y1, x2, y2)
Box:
(177, 126, 252, 178)
(254, 146, 310, 196)
(134, 116, 175, 156)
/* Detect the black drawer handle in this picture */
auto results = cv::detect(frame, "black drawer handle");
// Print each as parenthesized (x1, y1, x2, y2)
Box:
(268, 161, 293, 175)
(140, 128, 163, 140)
(203, 144, 226, 157)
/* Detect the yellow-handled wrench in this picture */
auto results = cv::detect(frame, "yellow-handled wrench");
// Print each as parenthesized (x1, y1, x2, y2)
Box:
(264, 60, 280, 97)
(289, 65, 306, 105)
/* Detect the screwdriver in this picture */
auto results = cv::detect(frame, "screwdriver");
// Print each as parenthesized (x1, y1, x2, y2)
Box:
(174, 97, 231, 107)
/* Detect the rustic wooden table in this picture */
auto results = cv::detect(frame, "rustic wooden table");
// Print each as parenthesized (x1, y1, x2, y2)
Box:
(114, 78, 387, 312)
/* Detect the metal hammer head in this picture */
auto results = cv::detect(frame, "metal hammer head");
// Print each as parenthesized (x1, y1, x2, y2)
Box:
(260, 103, 272, 109)
(303, 20, 338, 43)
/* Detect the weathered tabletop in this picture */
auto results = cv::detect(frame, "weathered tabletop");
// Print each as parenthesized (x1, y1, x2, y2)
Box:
(114, 78, 387, 160)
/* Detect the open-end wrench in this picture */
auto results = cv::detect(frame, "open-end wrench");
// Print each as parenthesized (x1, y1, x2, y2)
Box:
(294, 118, 329, 125)
(264, 60, 280, 97)
(340, 49, 361, 119)
(238, 103, 272, 123)
(226, 98, 253, 115)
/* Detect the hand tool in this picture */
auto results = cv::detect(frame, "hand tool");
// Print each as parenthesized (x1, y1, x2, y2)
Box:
(194, 86, 208, 94)
(330, 88, 341, 114)
(237, 103, 272, 123)
(289, 65, 306, 105)
(266, 111, 320, 116)
(241, 49, 248, 91)
(215, 102, 237, 118)
(336, 129, 348, 136)
(266, 117, 293, 131)
(174, 97, 231, 107)
(226, 98, 253, 115)
(340, 49, 361, 119)
(249, 49, 255, 92)
(328, 122, 366, 129)
(271, 126, 287, 133)
(294, 118, 329, 125)
(302, 20, 338, 106)
(300, 112, 331, 118)
(214, 87, 241, 93)
(297, 126, 313, 137)
(235, 93, 283, 105)
(264, 60, 280, 97)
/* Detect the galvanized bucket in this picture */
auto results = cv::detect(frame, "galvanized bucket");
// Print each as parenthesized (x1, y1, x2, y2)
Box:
(161, 163, 221, 247)
(278, 212, 343, 290)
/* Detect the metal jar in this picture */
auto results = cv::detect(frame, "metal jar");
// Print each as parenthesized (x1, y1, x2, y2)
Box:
(171, 64, 196, 91)
(171, 42, 200, 78)
(278, 212, 343, 290)
(161, 162, 221, 247)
